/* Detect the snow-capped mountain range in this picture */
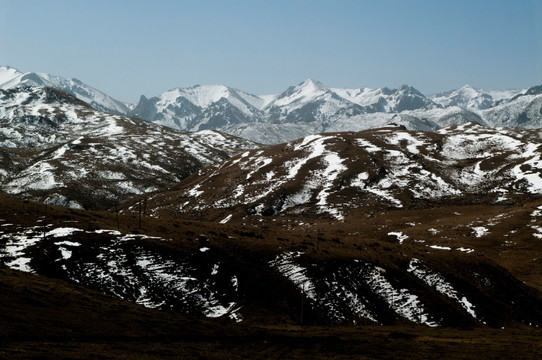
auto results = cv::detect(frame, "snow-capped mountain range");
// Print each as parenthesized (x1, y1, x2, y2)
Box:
(128, 79, 542, 144)
(2, 66, 541, 144)
(129, 80, 441, 144)
(3, 66, 542, 332)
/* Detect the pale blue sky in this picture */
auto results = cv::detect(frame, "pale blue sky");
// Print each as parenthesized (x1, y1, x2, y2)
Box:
(1, 0, 541, 102)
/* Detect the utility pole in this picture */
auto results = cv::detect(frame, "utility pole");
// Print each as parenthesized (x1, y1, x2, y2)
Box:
(138, 199, 142, 230)
(114, 203, 120, 232)
(143, 196, 148, 216)
(301, 282, 304, 326)
(42, 204, 47, 239)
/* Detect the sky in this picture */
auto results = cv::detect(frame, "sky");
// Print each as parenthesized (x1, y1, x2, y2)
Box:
(1, 0, 542, 103)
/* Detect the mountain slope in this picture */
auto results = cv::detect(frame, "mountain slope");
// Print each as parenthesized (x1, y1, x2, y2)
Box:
(2, 258, 541, 359)
(0, 66, 130, 114)
(0, 86, 259, 209)
(481, 85, 542, 128)
(129, 84, 265, 131)
(143, 123, 542, 222)
(429, 85, 525, 111)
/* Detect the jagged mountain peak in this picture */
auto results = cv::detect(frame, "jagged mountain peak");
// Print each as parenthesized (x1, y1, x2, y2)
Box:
(0, 65, 21, 76)
(272, 79, 331, 107)
(0, 66, 23, 86)
(299, 78, 326, 89)
(162, 84, 239, 108)
(399, 84, 426, 96)
(452, 84, 479, 97)
(430, 85, 492, 111)
(525, 84, 542, 96)
(375, 84, 434, 112)
(397, 83, 420, 91)
(0, 65, 21, 74)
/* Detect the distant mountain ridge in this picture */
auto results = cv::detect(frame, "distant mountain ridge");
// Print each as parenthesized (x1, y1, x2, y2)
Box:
(428, 85, 525, 110)
(128, 79, 440, 140)
(2, 66, 541, 144)
(0, 66, 131, 115)
(127, 78, 542, 144)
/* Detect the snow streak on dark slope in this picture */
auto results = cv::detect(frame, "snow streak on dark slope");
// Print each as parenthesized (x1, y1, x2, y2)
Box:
(146, 123, 542, 221)
(0, 225, 241, 321)
(0, 86, 259, 209)
(1, 219, 541, 327)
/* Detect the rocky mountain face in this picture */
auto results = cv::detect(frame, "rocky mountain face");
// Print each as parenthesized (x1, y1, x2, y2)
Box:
(0, 86, 259, 209)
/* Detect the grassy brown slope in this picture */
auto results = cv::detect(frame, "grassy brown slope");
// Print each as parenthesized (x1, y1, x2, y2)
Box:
(2, 195, 542, 358)
(0, 266, 210, 340)
(126, 194, 542, 294)
(3, 194, 542, 322)
(138, 125, 542, 223)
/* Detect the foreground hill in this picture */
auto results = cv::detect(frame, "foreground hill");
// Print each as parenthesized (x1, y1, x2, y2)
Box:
(1, 194, 542, 329)
(0, 86, 258, 209)
(2, 267, 541, 359)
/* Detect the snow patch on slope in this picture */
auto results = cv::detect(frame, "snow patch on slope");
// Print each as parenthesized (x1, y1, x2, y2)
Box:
(408, 259, 477, 319)
(363, 264, 439, 326)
